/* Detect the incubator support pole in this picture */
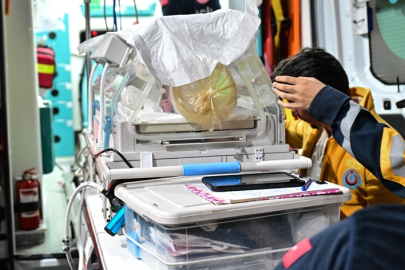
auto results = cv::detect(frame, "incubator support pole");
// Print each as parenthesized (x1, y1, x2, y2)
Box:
(109, 155, 312, 180)
(84, 0, 92, 86)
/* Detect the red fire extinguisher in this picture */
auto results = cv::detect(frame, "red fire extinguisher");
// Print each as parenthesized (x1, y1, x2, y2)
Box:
(16, 168, 41, 230)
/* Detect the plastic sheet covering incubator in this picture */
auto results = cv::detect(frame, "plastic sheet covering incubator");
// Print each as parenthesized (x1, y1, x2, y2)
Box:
(77, 1, 351, 269)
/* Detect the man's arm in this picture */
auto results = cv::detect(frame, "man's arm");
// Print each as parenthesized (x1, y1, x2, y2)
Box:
(273, 76, 405, 198)
(309, 86, 405, 197)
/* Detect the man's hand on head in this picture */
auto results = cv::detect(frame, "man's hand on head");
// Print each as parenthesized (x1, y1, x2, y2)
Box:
(272, 76, 326, 110)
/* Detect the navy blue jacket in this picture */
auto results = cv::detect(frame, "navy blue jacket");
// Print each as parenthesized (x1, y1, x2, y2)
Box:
(309, 86, 405, 198)
(275, 86, 405, 270)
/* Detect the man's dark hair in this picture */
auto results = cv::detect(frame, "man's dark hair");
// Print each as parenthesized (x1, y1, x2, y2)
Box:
(270, 48, 351, 97)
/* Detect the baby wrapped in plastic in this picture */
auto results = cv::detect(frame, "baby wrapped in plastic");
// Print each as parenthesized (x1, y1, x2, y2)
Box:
(117, 57, 267, 136)
(171, 63, 238, 132)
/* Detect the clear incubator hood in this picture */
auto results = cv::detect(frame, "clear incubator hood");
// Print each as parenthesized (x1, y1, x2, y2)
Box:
(87, 35, 285, 156)
(79, 2, 291, 164)
(101, 42, 283, 142)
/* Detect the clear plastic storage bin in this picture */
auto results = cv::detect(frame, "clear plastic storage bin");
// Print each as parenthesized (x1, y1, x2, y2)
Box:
(124, 204, 341, 270)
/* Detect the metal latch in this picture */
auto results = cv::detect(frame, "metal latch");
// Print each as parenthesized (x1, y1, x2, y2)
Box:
(254, 148, 264, 162)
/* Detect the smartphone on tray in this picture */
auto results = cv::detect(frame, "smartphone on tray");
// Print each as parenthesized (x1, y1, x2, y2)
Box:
(202, 172, 305, 192)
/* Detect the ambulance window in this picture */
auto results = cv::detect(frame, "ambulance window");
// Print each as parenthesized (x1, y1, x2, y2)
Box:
(369, 0, 405, 85)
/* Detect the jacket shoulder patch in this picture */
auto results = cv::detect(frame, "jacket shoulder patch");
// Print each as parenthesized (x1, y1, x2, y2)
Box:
(342, 169, 362, 189)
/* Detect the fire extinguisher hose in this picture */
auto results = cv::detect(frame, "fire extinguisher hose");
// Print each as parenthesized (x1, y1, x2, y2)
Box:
(63, 181, 103, 270)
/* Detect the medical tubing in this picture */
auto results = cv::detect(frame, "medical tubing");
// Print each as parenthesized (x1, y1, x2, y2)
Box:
(75, 146, 87, 170)
(133, 0, 139, 24)
(79, 157, 91, 242)
(88, 63, 99, 135)
(76, 186, 86, 270)
(76, 169, 90, 266)
(84, 128, 132, 168)
(97, 63, 110, 148)
(113, 0, 117, 31)
(63, 182, 103, 270)
(183, 162, 241, 176)
(94, 148, 133, 168)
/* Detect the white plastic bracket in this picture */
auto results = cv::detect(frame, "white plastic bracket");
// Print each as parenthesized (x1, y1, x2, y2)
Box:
(140, 152, 153, 168)
(351, 0, 370, 35)
(254, 148, 264, 162)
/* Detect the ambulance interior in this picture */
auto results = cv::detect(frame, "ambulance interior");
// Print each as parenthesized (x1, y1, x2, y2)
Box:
(0, 0, 404, 269)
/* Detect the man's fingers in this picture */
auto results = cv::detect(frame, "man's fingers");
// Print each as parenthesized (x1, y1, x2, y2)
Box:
(277, 99, 300, 109)
(274, 76, 299, 85)
(274, 88, 296, 101)
(272, 82, 296, 93)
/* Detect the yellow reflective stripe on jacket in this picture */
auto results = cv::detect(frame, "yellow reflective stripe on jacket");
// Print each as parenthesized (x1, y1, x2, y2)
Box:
(381, 130, 405, 186)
